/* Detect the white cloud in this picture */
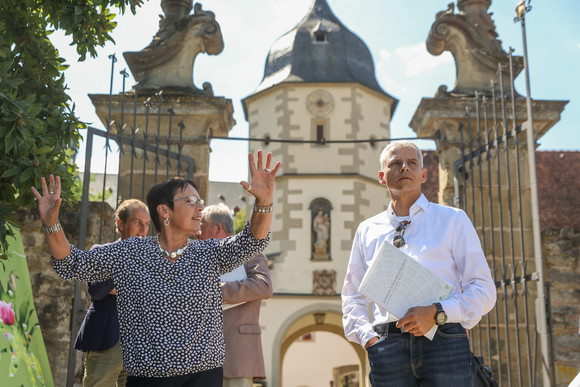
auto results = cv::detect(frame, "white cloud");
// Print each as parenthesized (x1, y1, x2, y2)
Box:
(377, 42, 453, 79)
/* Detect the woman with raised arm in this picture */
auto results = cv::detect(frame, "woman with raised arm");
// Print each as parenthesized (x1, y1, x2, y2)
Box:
(31, 151, 281, 387)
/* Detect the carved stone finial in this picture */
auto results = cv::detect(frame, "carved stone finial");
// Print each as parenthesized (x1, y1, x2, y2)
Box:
(123, 2, 223, 95)
(426, 0, 523, 96)
(161, 0, 193, 20)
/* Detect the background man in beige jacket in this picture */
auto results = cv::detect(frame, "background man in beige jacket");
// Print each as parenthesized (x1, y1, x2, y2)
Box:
(199, 203, 273, 387)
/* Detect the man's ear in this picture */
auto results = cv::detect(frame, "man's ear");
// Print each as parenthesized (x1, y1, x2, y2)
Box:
(116, 218, 125, 233)
(378, 171, 386, 185)
(421, 168, 428, 184)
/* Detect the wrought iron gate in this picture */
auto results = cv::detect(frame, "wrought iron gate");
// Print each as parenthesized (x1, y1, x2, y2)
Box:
(65, 57, 196, 385)
(453, 58, 554, 386)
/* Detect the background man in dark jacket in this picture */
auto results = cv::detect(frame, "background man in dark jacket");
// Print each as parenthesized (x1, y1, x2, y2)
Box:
(74, 199, 150, 387)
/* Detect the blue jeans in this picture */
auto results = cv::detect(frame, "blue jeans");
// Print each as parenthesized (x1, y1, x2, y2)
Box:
(366, 323, 472, 386)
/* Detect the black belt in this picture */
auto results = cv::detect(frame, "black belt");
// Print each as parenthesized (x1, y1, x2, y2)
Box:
(374, 322, 403, 334)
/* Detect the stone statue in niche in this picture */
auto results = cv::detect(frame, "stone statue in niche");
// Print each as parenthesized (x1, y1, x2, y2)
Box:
(310, 199, 331, 260)
(313, 269, 336, 295)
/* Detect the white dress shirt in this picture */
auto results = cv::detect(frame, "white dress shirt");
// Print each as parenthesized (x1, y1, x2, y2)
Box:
(342, 194, 497, 347)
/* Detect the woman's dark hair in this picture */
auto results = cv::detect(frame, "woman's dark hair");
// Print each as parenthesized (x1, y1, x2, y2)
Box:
(146, 177, 198, 232)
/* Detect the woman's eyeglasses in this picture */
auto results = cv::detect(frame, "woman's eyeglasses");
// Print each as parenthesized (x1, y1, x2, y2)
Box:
(171, 195, 205, 207)
(393, 220, 410, 248)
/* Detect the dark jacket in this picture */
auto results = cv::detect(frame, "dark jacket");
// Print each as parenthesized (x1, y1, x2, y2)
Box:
(74, 243, 119, 352)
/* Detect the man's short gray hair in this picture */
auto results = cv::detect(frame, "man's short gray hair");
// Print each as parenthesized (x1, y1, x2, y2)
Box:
(379, 140, 424, 169)
(201, 203, 235, 235)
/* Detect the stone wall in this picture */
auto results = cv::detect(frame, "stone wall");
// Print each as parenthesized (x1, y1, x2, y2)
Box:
(543, 228, 580, 386)
(15, 202, 115, 387)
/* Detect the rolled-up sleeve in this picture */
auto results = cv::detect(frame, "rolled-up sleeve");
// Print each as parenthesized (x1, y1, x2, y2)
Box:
(441, 211, 497, 329)
(342, 229, 376, 347)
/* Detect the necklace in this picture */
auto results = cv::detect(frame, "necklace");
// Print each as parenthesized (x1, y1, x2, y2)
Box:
(154, 234, 192, 259)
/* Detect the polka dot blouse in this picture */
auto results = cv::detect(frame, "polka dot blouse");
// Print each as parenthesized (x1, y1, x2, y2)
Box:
(52, 223, 269, 378)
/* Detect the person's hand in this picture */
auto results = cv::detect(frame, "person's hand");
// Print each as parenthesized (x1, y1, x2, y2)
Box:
(241, 151, 281, 206)
(31, 175, 62, 227)
(365, 336, 380, 349)
(396, 305, 437, 336)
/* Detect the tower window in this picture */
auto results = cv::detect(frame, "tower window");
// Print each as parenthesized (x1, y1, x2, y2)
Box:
(316, 124, 324, 142)
(314, 31, 326, 42)
(311, 21, 328, 43)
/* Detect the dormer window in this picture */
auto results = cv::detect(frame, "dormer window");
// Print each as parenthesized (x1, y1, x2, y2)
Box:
(311, 21, 328, 43)
(314, 30, 327, 42)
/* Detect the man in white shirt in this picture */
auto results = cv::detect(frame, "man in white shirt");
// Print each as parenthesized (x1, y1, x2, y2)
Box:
(342, 141, 496, 386)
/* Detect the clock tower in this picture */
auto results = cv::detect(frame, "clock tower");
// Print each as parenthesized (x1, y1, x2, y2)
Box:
(241, 0, 398, 384)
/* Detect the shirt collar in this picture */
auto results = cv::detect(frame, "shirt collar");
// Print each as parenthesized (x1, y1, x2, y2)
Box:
(386, 193, 429, 225)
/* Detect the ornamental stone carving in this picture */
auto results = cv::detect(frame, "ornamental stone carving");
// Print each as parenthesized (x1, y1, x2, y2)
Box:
(124, 0, 224, 95)
(426, 0, 523, 96)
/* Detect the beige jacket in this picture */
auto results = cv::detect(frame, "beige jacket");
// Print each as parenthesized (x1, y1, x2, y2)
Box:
(221, 253, 273, 379)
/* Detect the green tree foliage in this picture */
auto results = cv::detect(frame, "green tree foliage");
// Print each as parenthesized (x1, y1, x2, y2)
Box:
(0, 0, 141, 259)
(233, 207, 247, 235)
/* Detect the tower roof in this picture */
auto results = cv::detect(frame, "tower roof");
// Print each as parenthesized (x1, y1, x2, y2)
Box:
(247, 0, 397, 110)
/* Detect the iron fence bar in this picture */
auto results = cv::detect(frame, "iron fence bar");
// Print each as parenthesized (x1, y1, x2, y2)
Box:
(509, 48, 534, 384)
(166, 108, 175, 179)
(456, 122, 467, 209)
(209, 135, 439, 144)
(99, 54, 117, 244)
(154, 91, 163, 181)
(517, 6, 551, 385)
(483, 95, 503, 386)
(129, 89, 138, 198)
(498, 62, 524, 386)
(491, 79, 513, 387)
(462, 106, 483, 354)
(465, 107, 477, 223)
(116, 69, 130, 217)
(474, 93, 493, 367)
(141, 98, 152, 199)
(177, 121, 185, 176)
(66, 127, 97, 387)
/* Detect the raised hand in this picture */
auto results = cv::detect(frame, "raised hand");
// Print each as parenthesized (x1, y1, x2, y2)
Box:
(241, 151, 281, 206)
(30, 175, 63, 227)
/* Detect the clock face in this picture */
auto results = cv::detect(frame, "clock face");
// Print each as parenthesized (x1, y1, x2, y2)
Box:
(306, 90, 334, 116)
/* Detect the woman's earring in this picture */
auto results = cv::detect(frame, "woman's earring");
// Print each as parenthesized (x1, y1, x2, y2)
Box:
(164, 218, 170, 227)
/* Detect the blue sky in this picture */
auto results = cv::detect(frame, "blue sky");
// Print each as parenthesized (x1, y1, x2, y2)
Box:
(51, 0, 580, 182)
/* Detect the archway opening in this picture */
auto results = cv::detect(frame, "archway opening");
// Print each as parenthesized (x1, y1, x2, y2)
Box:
(282, 329, 359, 387)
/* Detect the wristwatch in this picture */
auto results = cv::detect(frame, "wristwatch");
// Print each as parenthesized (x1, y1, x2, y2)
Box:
(433, 302, 447, 326)
(41, 222, 62, 234)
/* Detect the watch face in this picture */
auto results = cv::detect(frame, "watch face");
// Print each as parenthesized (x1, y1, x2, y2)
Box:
(436, 312, 448, 326)
(306, 90, 334, 116)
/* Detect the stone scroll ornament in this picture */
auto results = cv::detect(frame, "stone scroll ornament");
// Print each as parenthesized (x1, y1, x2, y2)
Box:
(426, 0, 523, 96)
(124, 0, 224, 95)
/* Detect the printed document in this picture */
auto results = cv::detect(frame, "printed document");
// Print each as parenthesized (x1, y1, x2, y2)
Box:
(358, 240, 455, 339)
(221, 265, 248, 310)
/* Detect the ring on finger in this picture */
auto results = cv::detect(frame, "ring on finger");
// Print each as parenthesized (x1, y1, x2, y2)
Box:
(49, 191, 54, 194)
(247, 184, 252, 192)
